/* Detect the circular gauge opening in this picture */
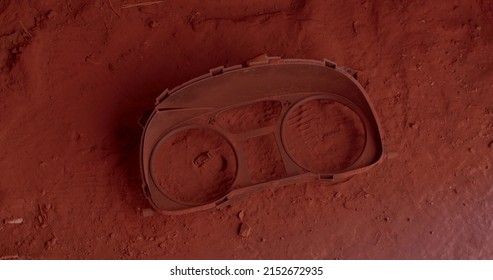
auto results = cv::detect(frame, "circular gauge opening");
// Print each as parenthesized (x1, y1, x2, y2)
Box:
(282, 98, 366, 173)
(150, 127, 237, 205)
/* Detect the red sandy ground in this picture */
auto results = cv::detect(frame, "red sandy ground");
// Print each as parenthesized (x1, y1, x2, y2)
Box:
(1, 0, 493, 259)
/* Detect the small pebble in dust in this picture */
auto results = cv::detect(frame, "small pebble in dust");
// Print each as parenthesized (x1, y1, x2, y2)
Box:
(4, 218, 23, 224)
(238, 223, 251, 237)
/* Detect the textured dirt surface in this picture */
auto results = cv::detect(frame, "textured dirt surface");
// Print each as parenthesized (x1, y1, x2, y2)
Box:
(217, 100, 282, 133)
(151, 128, 237, 204)
(241, 133, 287, 183)
(283, 99, 366, 172)
(1, 0, 493, 259)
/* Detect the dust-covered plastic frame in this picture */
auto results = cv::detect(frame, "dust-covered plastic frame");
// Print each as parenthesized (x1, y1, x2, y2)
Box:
(139, 57, 384, 215)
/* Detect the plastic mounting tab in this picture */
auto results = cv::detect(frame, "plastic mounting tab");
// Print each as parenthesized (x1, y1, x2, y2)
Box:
(210, 66, 224, 76)
(155, 89, 170, 105)
(324, 59, 337, 69)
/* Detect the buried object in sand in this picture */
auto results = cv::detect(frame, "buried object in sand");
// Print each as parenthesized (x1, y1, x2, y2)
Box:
(139, 57, 384, 214)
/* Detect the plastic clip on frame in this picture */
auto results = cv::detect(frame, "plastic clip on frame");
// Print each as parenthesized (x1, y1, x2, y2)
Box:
(140, 57, 384, 215)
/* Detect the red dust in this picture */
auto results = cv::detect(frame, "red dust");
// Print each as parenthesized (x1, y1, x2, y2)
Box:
(151, 128, 237, 204)
(283, 99, 366, 173)
(1, 0, 493, 259)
